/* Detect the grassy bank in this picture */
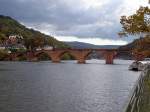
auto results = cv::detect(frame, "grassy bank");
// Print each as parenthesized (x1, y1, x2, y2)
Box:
(139, 70, 150, 112)
(125, 67, 150, 112)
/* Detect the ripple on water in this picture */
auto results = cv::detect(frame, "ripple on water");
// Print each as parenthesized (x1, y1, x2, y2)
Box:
(0, 60, 140, 112)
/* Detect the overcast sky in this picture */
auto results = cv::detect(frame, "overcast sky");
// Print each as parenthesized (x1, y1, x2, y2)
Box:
(0, 0, 149, 45)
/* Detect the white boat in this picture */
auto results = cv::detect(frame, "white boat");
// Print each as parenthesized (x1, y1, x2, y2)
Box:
(144, 58, 150, 61)
(129, 61, 145, 71)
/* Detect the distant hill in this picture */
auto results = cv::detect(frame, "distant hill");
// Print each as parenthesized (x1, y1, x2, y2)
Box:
(118, 35, 150, 58)
(0, 15, 69, 49)
(119, 36, 150, 51)
(64, 41, 120, 49)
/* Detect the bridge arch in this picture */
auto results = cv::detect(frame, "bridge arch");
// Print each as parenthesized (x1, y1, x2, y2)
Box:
(83, 50, 104, 60)
(59, 51, 76, 61)
(48, 49, 92, 63)
(35, 51, 52, 61)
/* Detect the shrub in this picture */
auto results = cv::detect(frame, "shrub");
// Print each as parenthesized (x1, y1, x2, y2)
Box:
(61, 53, 75, 60)
(0, 50, 9, 60)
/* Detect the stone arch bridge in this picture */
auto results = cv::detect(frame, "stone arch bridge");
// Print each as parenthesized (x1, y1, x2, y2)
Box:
(8, 48, 145, 64)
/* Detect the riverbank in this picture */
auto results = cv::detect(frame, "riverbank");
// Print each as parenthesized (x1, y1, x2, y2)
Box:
(125, 63, 150, 112)
(139, 70, 150, 112)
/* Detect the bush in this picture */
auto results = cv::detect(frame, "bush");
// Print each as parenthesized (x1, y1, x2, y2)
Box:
(0, 50, 9, 60)
(61, 53, 75, 60)
(18, 55, 27, 61)
(38, 53, 51, 61)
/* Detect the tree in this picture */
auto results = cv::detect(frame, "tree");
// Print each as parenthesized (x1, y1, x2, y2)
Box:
(0, 50, 8, 60)
(0, 33, 6, 44)
(119, 6, 150, 57)
(118, 6, 150, 37)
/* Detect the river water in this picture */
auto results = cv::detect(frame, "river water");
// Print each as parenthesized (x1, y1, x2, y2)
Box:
(0, 60, 140, 112)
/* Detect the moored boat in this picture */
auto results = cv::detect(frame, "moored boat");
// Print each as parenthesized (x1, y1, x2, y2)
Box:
(129, 61, 145, 71)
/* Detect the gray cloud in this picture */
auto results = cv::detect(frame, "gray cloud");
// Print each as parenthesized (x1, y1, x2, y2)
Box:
(0, 0, 148, 42)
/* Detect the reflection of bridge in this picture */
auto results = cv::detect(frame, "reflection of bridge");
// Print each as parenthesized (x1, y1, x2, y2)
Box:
(9, 48, 145, 64)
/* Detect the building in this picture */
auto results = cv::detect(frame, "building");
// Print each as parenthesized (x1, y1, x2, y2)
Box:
(43, 45, 53, 50)
(36, 45, 53, 51)
(0, 46, 5, 50)
(8, 35, 24, 45)
(0, 35, 27, 52)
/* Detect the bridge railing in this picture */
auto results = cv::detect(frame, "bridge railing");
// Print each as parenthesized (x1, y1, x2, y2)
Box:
(124, 64, 150, 112)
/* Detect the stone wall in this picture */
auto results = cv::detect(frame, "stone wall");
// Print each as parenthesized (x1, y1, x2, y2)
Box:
(124, 64, 150, 112)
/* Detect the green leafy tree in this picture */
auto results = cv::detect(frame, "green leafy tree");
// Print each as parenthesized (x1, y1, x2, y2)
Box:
(0, 33, 6, 44)
(0, 50, 8, 60)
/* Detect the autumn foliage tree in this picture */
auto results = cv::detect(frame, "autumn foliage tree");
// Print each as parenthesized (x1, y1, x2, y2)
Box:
(119, 6, 150, 37)
(119, 6, 150, 57)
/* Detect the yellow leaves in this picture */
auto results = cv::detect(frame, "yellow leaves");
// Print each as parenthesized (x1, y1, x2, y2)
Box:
(142, 50, 150, 57)
(119, 6, 150, 36)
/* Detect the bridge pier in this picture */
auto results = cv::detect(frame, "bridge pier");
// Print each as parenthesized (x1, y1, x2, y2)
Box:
(51, 57, 61, 63)
(48, 51, 63, 63)
(70, 50, 91, 64)
(104, 51, 116, 64)
(77, 58, 86, 64)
